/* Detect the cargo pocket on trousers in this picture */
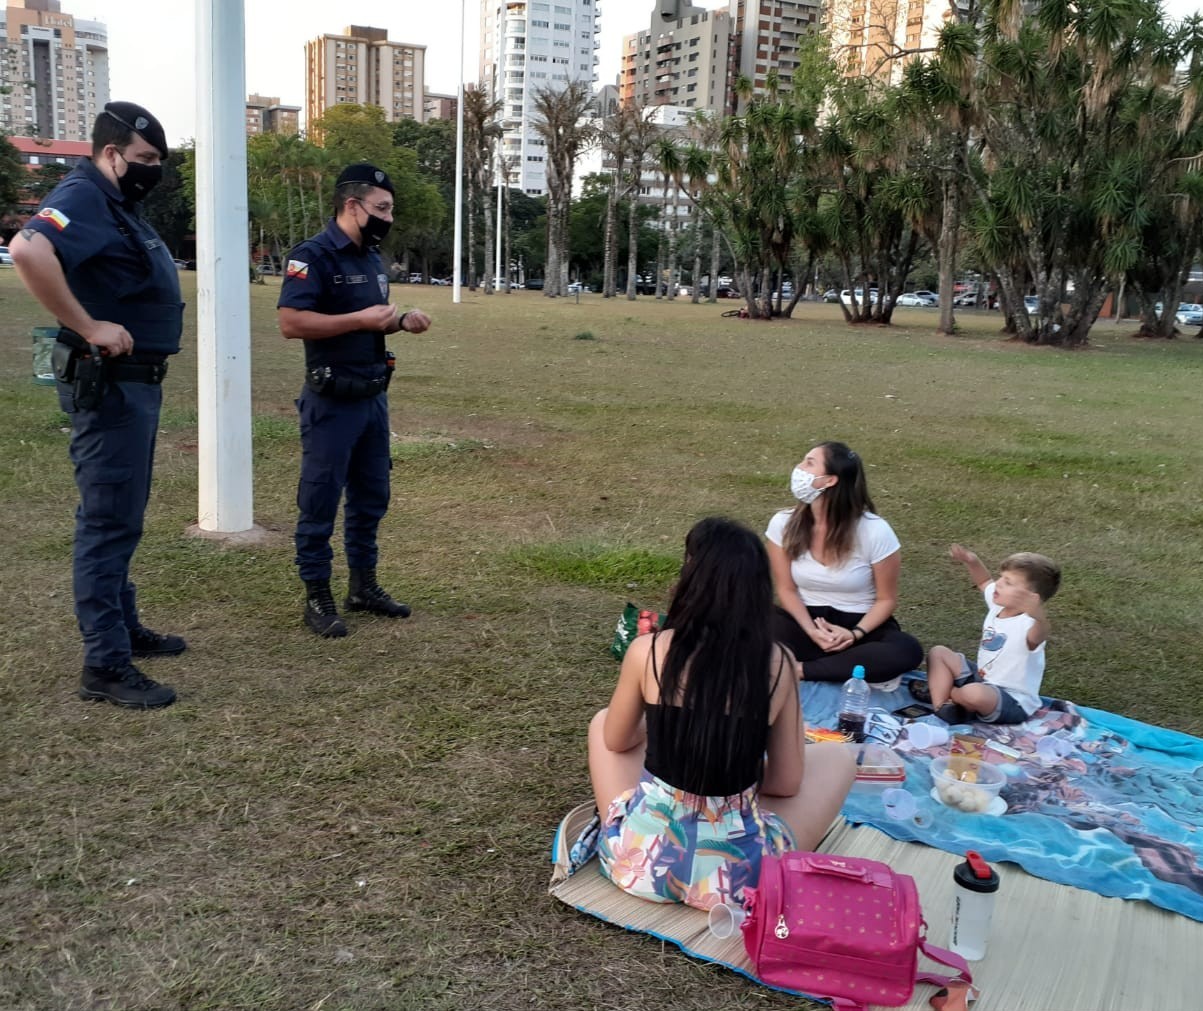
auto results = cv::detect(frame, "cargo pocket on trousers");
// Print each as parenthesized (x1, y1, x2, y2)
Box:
(79, 464, 134, 521)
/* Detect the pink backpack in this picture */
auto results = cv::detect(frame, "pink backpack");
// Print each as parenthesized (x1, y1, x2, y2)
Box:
(742, 852, 972, 1011)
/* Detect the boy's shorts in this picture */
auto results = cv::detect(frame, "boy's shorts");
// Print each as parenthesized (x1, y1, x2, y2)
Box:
(954, 654, 1030, 724)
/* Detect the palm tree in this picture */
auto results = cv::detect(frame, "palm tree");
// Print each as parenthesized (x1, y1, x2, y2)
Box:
(532, 81, 596, 297)
(463, 85, 503, 291)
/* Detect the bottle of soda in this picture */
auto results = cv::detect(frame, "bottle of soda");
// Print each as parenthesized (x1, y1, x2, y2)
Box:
(837, 664, 871, 742)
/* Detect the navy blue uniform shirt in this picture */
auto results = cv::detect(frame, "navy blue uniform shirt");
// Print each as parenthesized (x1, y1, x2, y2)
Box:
(277, 219, 391, 378)
(25, 159, 184, 355)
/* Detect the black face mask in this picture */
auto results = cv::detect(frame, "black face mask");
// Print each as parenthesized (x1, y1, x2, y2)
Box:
(116, 151, 162, 202)
(356, 203, 392, 246)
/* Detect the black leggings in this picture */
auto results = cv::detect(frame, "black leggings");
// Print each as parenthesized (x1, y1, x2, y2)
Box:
(773, 605, 924, 683)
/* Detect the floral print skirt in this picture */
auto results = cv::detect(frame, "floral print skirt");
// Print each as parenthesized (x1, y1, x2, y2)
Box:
(597, 769, 795, 911)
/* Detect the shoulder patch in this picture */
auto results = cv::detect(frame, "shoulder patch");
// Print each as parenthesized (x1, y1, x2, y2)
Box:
(286, 259, 309, 279)
(37, 207, 70, 231)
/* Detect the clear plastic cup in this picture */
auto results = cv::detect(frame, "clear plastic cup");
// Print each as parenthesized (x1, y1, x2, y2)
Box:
(707, 902, 748, 939)
(907, 723, 950, 749)
(882, 788, 934, 828)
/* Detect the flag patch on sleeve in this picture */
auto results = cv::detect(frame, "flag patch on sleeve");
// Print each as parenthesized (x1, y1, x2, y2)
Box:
(286, 259, 309, 279)
(37, 207, 70, 231)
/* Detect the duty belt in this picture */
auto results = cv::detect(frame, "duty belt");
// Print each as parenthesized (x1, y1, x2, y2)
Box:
(105, 355, 168, 384)
(305, 352, 395, 400)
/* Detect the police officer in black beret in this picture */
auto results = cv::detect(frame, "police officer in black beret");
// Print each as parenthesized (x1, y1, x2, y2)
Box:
(278, 163, 431, 637)
(10, 101, 185, 708)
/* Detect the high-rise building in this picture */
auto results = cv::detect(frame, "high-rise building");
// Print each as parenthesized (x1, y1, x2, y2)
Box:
(245, 93, 301, 137)
(619, 3, 736, 115)
(479, 0, 601, 196)
(0, 0, 109, 142)
(824, 0, 968, 84)
(729, 0, 822, 101)
(423, 91, 458, 121)
(306, 25, 427, 141)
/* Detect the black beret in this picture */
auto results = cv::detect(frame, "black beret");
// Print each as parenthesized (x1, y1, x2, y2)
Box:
(102, 101, 168, 158)
(336, 163, 394, 195)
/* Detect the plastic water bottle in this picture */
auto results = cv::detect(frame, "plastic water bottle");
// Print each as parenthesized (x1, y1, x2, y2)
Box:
(950, 850, 1000, 960)
(838, 664, 871, 742)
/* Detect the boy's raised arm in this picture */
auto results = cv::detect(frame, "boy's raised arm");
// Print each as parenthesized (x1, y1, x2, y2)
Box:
(950, 543, 992, 590)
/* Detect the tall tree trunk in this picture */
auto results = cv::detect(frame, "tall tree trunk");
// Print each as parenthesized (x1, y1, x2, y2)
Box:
(626, 197, 639, 300)
(483, 179, 495, 295)
(603, 186, 617, 298)
(666, 183, 680, 301)
(544, 191, 559, 297)
(503, 183, 512, 293)
(690, 212, 702, 305)
(937, 170, 960, 335)
(708, 227, 720, 304)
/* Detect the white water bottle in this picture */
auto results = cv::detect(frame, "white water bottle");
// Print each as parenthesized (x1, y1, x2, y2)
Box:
(950, 850, 999, 960)
(837, 664, 871, 742)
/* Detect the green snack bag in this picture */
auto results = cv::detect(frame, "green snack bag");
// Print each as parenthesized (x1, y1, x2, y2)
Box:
(610, 603, 664, 660)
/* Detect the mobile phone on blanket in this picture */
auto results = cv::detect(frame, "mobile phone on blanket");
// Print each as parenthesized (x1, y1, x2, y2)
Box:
(892, 702, 935, 719)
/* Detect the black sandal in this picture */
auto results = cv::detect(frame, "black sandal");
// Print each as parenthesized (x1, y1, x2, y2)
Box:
(909, 679, 932, 704)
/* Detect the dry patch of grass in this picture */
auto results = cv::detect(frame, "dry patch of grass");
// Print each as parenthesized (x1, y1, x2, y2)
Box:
(1, 273, 1201, 1009)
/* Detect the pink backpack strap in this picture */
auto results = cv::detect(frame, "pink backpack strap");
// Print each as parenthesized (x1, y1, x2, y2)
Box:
(916, 938, 973, 989)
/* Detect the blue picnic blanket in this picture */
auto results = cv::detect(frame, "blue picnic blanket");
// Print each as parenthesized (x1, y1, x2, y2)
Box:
(805, 677, 1203, 922)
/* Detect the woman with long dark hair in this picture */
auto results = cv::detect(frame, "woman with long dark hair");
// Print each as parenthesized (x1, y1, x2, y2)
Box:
(766, 441, 923, 684)
(588, 517, 855, 910)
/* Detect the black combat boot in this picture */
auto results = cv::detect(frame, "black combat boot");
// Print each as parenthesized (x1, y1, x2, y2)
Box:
(129, 625, 188, 657)
(345, 568, 411, 618)
(80, 663, 176, 708)
(304, 580, 348, 637)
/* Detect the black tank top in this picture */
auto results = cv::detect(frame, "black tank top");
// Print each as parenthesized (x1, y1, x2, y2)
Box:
(643, 636, 783, 797)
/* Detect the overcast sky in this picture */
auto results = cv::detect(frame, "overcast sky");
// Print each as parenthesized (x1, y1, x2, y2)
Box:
(85, 0, 1201, 145)
(88, 0, 689, 144)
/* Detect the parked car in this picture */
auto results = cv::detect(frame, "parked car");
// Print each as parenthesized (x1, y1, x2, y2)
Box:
(1023, 295, 1039, 314)
(1175, 303, 1203, 326)
(524, 278, 544, 290)
(911, 290, 938, 304)
(897, 292, 935, 307)
(839, 288, 879, 307)
(429, 276, 451, 285)
(566, 281, 592, 294)
(822, 288, 840, 303)
(0, 245, 13, 265)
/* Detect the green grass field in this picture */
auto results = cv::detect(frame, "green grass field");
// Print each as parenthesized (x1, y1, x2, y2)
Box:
(1, 269, 1201, 1010)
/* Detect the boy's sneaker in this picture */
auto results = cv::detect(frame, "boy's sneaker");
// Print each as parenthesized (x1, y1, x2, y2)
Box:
(909, 680, 933, 704)
(80, 663, 177, 708)
(935, 701, 969, 724)
(129, 625, 187, 657)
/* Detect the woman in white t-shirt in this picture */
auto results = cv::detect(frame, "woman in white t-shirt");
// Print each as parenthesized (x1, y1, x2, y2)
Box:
(764, 441, 923, 684)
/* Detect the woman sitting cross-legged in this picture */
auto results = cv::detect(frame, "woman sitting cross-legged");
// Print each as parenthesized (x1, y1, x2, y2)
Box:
(587, 517, 856, 911)
(766, 440, 924, 686)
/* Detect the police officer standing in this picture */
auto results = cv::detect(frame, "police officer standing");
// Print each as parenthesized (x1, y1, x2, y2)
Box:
(277, 163, 431, 637)
(10, 102, 185, 708)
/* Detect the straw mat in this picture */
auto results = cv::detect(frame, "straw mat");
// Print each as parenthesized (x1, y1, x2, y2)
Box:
(549, 802, 1200, 1010)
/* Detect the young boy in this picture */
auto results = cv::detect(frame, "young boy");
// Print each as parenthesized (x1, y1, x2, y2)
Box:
(926, 545, 1061, 725)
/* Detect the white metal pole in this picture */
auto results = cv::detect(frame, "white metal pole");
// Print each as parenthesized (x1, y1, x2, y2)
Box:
(494, 147, 503, 287)
(195, 0, 254, 532)
(452, 0, 466, 303)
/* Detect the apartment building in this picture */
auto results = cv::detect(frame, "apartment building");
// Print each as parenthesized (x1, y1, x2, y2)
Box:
(619, 3, 736, 115)
(479, 0, 601, 196)
(0, 0, 108, 142)
(245, 93, 301, 137)
(730, 0, 823, 102)
(306, 25, 427, 141)
(423, 91, 458, 121)
(825, 0, 969, 84)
